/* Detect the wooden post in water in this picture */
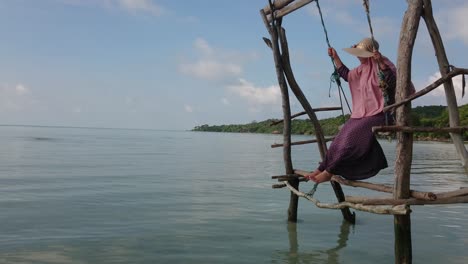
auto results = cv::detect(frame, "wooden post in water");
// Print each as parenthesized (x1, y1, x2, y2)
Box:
(421, 0, 468, 170)
(394, 0, 423, 263)
(260, 10, 297, 222)
(277, 28, 355, 223)
(261, 9, 355, 223)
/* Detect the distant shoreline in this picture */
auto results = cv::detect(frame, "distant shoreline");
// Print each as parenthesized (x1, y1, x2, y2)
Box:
(192, 130, 460, 143)
(192, 105, 467, 142)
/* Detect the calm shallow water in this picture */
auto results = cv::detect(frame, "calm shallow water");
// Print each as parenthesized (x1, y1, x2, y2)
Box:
(0, 126, 466, 263)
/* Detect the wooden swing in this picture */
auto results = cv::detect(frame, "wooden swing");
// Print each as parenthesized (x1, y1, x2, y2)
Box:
(260, 1, 468, 261)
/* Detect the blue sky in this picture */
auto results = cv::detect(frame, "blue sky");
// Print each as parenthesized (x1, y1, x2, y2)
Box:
(0, 0, 467, 130)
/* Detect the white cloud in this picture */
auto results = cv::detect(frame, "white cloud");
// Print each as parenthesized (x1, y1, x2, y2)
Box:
(194, 38, 214, 56)
(221, 98, 230, 105)
(436, 3, 468, 45)
(307, 1, 398, 43)
(57, 0, 165, 16)
(179, 60, 242, 80)
(15, 84, 30, 95)
(184, 104, 193, 113)
(178, 38, 256, 81)
(73, 107, 82, 113)
(419, 72, 468, 105)
(118, 0, 163, 16)
(0, 83, 34, 112)
(227, 79, 281, 106)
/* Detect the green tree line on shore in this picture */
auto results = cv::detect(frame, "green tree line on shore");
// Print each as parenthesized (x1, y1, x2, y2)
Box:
(192, 105, 468, 141)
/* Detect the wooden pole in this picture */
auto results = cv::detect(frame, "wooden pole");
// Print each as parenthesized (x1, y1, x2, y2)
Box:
(278, 27, 355, 224)
(394, 1, 423, 262)
(260, 9, 298, 222)
(421, 0, 468, 170)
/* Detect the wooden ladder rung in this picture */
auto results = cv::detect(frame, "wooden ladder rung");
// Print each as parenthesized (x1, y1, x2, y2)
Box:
(271, 137, 334, 148)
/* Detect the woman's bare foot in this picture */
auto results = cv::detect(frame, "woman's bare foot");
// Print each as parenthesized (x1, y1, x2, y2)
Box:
(311, 170, 333, 183)
(304, 169, 320, 181)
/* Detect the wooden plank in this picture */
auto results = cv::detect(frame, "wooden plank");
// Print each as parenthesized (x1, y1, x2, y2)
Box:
(271, 137, 334, 148)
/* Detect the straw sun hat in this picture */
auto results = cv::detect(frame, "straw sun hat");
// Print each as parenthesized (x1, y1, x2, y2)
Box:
(342, 37, 379, 58)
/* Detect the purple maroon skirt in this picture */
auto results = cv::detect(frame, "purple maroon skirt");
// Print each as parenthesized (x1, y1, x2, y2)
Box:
(317, 113, 387, 180)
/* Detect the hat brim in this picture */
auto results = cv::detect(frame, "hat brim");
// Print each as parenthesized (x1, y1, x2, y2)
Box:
(342, 47, 373, 58)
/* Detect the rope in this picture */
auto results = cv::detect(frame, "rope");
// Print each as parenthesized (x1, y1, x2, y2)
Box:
(306, 182, 319, 197)
(362, 0, 392, 125)
(315, 0, 352, 117)
(363, 0, 376, 45)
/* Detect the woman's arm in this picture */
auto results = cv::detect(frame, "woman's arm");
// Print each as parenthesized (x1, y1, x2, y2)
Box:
(328, 47, 343, 68)
(328, 47, 349, 81)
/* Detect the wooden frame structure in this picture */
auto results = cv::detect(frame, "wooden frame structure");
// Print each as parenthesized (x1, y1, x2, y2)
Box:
(260, 0, 468, 263)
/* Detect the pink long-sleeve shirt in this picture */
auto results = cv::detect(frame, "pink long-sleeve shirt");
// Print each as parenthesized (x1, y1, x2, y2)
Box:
(338, 57, 396, 119)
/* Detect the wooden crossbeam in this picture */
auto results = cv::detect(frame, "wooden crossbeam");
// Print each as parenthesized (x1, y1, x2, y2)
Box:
(383, 67, 468, 112)
(271, 137, 334, 148)
(331, 175, 436, 201)
(262, 0, 295, 15)
(372, 125, 468, 134)
(266, 0, 315, 22)
(345, 194, 468, 206)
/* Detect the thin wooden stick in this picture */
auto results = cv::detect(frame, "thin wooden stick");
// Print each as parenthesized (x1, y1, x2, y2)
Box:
(383, 67, 468, 112)
(283, 181, 410, 215)
(271, 111, 306, 126)
(273, 175, 300, 181)
(372, 125, 468, 134)
(270, 107, 342, 126)
(271, 174, 298, 179)
(273, 183, 287, 189)
(271, 137, 334, 148)
(435, 188, 468, 199)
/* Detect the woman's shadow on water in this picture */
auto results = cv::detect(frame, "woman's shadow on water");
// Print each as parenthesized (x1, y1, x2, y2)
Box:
(272, 220, 352, 264)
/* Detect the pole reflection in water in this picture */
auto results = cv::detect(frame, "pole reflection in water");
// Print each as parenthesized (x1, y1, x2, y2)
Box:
(273, 220, 352, 264)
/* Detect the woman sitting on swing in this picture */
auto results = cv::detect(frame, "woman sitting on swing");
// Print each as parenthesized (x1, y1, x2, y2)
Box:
(306, 37, 399, 183)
